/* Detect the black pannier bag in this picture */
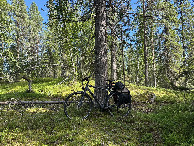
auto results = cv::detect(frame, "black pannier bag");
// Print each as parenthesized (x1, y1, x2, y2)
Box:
(114, 81, 125, 90)
(113, 82, 132, 108)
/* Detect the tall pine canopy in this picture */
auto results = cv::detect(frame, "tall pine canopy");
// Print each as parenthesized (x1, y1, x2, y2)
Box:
(0, 0, 193, 90)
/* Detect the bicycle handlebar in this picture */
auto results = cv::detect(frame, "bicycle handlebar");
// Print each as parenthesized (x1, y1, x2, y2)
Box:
(88, 85, 107, 90)
(82, 75, 92, 82)
(82, 75, 115, 90)
(106, 79, 115, 90)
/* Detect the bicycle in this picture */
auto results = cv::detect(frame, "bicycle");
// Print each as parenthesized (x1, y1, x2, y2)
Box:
(64, 75, 131, 119)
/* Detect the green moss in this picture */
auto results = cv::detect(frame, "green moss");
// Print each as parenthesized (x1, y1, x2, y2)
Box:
(0, 78, 193, 145)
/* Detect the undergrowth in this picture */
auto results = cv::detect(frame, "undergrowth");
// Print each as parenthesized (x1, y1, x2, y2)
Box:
(0, 78, 193, 145)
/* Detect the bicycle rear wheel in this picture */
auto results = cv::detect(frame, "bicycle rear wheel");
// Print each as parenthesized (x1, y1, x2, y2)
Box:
(108, 93, 131, 118)
(64, 92, 93, 119)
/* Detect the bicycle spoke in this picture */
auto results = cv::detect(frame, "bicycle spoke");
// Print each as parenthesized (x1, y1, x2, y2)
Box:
(64, 92, 92, 119)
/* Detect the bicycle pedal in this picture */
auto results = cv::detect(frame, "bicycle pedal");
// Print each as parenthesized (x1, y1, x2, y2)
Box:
(104, 107, 109, 110)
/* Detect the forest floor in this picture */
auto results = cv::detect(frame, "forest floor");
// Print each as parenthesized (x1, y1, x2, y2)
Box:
(0, 78, 194, 145)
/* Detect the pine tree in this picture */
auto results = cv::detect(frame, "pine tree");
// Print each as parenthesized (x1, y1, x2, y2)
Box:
(94, 0, 107, 100)
(174, 0, 194, 88)
(130, 1, 146, 85)
(146, 0, 158, 87)
(106, 0, 131, 82)
(156, 0, 182, 88)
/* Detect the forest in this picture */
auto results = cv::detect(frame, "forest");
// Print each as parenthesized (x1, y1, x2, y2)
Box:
(0, 0, 194, 145)
(0, 0, 193, 89)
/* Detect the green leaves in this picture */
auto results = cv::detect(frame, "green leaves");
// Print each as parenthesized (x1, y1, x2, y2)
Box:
(44, 0, 95, 79)
(0, 0, 193, 90)
(0, 0, 44, 81)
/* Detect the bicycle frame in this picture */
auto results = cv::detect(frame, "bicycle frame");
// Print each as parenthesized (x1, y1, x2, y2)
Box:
(64, 76, 131, 119)
(81, 80, 115, 110)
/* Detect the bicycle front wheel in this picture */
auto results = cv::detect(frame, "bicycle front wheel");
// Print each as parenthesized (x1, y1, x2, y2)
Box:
(64, 92, 93, 120)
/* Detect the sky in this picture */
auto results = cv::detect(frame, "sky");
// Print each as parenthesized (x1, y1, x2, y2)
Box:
(23, 0, 138, 24)
(10, 0, 194, 24)
(24, 0, 48, 23)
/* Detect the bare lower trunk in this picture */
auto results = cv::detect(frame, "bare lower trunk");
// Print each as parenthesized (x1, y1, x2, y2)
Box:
(94, 0, 107, 102)
(22, 76, 32, 92)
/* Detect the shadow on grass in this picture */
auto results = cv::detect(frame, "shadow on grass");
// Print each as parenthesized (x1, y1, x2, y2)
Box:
(150, 102, 194, 145)
(0, 91, 52, 102)
(0, 101, 193, 145)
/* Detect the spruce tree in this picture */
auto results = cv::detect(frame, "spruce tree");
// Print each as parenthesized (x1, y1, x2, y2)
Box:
(156, 0, 182, 88)
(174, 0, 194, 88)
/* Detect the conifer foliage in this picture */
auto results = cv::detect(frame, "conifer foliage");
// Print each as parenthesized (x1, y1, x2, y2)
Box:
(0, 0, 193, 90)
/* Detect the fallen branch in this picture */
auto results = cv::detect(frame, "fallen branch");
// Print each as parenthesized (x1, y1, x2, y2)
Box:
(0, 100, 65, 105)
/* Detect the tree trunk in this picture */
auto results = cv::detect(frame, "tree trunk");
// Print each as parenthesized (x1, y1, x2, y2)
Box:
(22, 76, 32, 92)
(110, 28, 117, 81)
(110, 1, 117, 81)
(0, 42, 4, 78)
(136, 56, 140, 84)
(143, 0, 148, 86)
(180, 1, 187, 87)
(94, 0, 107, 102)
(151, 20, 156, 87)
(121, 28, 125, 85)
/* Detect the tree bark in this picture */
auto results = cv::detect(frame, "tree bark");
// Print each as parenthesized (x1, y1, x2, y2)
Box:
(94, 0, 107, 101)
(151, 19, 156, 87)
(121, 28, 125, 85)
(143, 0, 148, 86)
(22, 76, 32, 92)
(110, 1, 117, 81)
(136, 56, 140, 84)
(110, 27, 117, 81)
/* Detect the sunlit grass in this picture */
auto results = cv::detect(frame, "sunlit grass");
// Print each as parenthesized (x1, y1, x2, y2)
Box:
(0, 78, 194, 145)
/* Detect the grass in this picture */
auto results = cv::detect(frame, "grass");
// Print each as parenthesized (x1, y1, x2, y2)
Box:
(0, 78, 194, 145)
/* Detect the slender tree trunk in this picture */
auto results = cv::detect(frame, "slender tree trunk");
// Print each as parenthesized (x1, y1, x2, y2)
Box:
(152, 41, 156, 87)
(136, 56, 139, 84)
(110, 1, 117, 81)
(121, 28, 125, 85)
(22, 76, 32, 92)
(36, 39, 40, 77)
(110, 28, 117, 81)
(180, 1, 187, 87)
(151, 20, 156, 87)
(0, 42, 4, 78)
(143, 0, 148, 86)
(94, 0, 107, 101)
(163, 24, 171, 88)
(16, 25, 20, 81)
